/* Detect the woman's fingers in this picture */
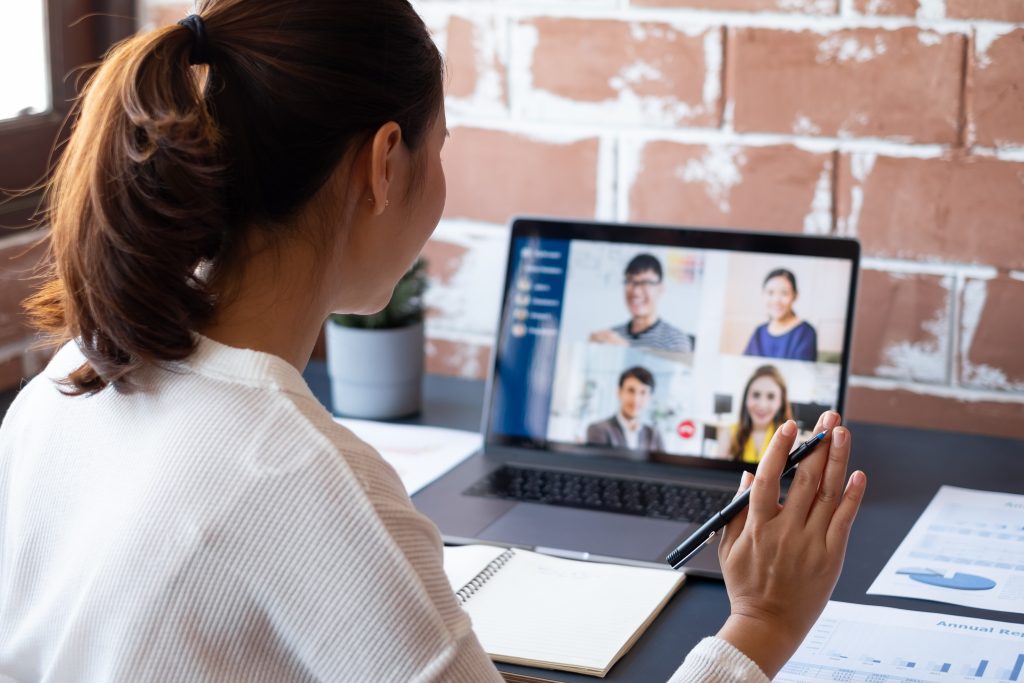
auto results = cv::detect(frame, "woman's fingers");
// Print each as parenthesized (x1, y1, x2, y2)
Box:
(805, 426, 853, 531)
(779, 411, 841, 524)
(826, 470, 867, 553)
(748, 420, 797, 526)
(719, 470, 754, 560)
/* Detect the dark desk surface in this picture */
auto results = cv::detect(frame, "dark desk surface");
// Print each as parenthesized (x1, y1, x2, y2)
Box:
(303, 363, 1024, 682)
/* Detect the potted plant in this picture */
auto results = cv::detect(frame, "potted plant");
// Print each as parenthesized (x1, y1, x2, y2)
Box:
(325, 258, 428, 419)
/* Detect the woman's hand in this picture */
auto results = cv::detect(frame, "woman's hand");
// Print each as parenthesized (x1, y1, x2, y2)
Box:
(715, 412, 866, 678)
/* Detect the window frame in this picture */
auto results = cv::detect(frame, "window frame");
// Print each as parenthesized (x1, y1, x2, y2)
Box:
(0, 0, 136, 229)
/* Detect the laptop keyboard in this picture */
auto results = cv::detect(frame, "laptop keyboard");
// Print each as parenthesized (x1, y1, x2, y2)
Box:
(464, 465, 735, 523)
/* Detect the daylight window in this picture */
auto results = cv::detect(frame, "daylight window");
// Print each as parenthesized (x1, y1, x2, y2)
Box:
(1, 1, 50, 122)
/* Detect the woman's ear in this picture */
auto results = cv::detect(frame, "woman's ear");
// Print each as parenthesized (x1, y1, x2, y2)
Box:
(366, 122, 403, 216)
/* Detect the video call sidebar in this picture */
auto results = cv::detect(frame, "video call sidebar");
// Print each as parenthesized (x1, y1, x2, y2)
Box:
(490, 238, 570, 441)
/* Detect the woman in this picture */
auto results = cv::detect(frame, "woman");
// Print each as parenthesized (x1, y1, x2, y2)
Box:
(0, 2, 865, 681)
(718, 365, 794, 463)
(743, 268, 818, 361)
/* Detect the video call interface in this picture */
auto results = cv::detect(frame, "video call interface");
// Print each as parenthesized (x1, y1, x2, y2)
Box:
(489, 236, 854, 465)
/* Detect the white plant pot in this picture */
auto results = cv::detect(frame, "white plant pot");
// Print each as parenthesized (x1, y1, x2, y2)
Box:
(325, 320, 424, 419)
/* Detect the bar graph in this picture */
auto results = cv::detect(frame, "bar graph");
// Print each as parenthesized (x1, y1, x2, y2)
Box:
(775, 602, 1024, 683)
(779, 652, 1024, 682)
(1012, 654, 1024, 682)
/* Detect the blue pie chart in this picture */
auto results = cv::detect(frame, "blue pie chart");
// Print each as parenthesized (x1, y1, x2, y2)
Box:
(898, 568, 996, 591)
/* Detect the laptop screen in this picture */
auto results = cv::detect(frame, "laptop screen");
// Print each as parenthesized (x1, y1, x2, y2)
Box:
(485, 218, 859, 469)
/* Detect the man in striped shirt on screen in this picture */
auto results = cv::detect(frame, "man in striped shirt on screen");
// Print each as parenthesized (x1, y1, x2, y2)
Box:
(590, 253, 695, 354)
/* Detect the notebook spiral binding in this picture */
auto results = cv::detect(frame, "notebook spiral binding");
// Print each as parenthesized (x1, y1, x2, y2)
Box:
(454, 548, 517, 605)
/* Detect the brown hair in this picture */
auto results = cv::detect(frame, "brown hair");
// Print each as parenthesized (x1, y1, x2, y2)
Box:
(730, 365, 793, 461)
(26, 0, 444, 394)
(619, 366, 655, 391)
(763, 268, 798, 294)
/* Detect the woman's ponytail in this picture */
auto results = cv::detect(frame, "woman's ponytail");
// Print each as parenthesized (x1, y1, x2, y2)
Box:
(26, 0, 445, 395)
(28, 21, 226, 394)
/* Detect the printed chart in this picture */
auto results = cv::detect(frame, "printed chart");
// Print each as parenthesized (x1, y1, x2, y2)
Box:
(868, 486, 1024, 614)
(776, 602, 1024, 683)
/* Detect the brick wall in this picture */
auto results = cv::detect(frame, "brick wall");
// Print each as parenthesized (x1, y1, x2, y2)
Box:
(5, 0, 1020, 438)
(410, 0, 1024, 439)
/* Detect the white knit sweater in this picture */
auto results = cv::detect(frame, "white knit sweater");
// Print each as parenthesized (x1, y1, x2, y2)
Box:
(0, 338, 768, 683)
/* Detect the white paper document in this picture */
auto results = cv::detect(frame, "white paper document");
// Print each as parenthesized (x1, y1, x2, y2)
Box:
(776, 601, 1024, 683)
(868, 486, 1024, 614)
(334, 418, 481, 495)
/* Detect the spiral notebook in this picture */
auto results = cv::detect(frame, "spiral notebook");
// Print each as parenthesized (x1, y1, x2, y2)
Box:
(443, 544, 685, 677)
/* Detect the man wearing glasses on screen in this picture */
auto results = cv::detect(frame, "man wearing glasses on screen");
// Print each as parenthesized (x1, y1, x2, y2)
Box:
(589, 253, 695, 354)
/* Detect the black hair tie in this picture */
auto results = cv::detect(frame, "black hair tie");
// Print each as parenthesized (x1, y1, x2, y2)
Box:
(177, 14, 210, 66)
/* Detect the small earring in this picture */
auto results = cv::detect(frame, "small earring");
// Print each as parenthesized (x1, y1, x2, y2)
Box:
(385, 199, 390, 208)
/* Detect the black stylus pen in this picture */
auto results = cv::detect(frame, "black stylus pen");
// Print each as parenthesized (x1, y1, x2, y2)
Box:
(665, 430, 828, 570)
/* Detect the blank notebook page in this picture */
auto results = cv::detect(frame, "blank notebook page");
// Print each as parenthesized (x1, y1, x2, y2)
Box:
(443, 545, 684, 675)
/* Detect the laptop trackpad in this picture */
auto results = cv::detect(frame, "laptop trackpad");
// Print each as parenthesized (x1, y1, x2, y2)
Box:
(477, 503, 689, 562)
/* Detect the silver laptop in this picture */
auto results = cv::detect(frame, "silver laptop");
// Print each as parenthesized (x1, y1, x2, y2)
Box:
(413, 217, 859, 578)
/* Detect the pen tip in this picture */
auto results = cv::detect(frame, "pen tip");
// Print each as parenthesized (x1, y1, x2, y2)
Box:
(816, 431, 826, 440)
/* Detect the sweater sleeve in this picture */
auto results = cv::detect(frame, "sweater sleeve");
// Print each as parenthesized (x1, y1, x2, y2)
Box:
(667, 637, 771, 683)
(318, 421, 503, 682)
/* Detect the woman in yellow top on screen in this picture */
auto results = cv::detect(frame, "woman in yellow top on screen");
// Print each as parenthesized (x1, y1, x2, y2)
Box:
(718, 365, 793, 463)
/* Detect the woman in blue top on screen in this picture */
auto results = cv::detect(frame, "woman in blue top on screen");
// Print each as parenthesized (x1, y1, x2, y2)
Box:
(743, 268, 818, 361)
